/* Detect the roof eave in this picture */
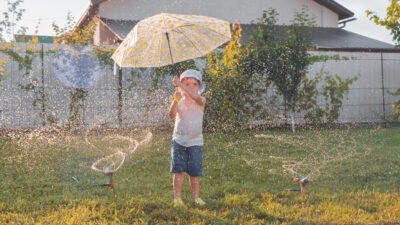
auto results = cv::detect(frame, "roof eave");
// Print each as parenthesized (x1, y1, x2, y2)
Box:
(99, 17, 123, 40)
(314, 0, 354, 20)
(75, 3, 96, 28)
(91, 0, 109, 6)
(311, 46, 400, 53)
(76, 0, 111, 28)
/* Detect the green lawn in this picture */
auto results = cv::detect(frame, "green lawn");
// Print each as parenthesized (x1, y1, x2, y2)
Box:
(1, 127, 399, 224)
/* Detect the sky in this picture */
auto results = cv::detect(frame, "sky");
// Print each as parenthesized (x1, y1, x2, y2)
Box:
(0, 0, 395, 45)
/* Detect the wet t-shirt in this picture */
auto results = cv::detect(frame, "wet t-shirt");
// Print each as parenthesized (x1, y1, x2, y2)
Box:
(172, 97, 204, 147)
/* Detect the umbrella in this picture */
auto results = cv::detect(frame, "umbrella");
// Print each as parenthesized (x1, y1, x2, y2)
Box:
(111, 12, 231, 68)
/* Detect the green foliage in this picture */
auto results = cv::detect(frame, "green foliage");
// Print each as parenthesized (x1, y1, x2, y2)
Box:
(67, 88, 88, 127)
(93, 45, 116, 69)
(271, 8, 315, 111)
(5, 47, 34, 76)
(249, 8, 316, 105)
(388, 88, 400, 121)
(309, 54, 356, 63)
(366, 0, 400, 47)
(246, 8, 357, 129)
(3, 42, 54, 126)
(299, 70, 358, 126)
(203, 23, 266, 132)
(246, 8, 316, 132)
(0, 0, 27, 41)
(0, 0, 26, 82)
(0, 1, 58, 126)
(52, 13, 97, 47)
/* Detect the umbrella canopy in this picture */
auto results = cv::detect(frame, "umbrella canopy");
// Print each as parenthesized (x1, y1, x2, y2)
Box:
(111, 13, 231, 68)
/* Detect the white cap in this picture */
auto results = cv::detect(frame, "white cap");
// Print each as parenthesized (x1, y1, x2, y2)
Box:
(180, 69, 206, 94)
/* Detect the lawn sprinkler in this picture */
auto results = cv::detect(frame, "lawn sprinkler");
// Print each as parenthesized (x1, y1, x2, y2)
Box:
(287, 177, 314, 194)
(95, 170, 116, 190)
(293, 177, 313, 194)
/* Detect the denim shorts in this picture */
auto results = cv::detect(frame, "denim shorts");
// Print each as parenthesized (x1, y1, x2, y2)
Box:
(170, 140, 203, 176)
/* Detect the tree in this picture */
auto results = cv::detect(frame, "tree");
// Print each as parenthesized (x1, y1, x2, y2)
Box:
(248, 8, 315, 132)
(203, 22, 266, 132)
(367, 1, 400, 121)
(0, 0, 26, 82)
(366, 0, 400, 47)
(247, 8, 356, 130)
(0, 0, 26, 41)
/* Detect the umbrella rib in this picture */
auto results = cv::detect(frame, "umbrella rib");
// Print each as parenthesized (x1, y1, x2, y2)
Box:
(166, 32, 174, 65)
(162, 13, 174, 65)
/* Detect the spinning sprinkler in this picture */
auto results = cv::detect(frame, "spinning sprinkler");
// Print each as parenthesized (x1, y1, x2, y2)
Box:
(287, 177, 314, 194)
(53, 45, 116, 189)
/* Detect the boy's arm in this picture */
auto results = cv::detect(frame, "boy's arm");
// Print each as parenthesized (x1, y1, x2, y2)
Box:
(179, 85, 205, 107)
(173, 76, 206, 108)
(168, 100, 178, 119)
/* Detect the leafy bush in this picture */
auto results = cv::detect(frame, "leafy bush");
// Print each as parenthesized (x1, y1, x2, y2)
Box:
(389, 89, 400, 121)
(202, 23, 266, 132)
(299, 69, 357, 126)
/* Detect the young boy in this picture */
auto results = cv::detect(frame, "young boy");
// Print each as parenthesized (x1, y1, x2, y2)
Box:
(168, 69, 206, 207)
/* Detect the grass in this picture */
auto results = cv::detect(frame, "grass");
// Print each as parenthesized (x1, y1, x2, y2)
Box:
(0, 126, 399, 224)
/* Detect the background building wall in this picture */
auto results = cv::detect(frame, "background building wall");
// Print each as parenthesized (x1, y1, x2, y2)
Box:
(98, 0, 339, 27)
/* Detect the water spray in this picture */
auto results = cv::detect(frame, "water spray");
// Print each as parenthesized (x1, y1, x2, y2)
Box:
(84, 130, 153, 191)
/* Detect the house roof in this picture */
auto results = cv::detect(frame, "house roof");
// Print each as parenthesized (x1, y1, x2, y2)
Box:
(239, 24, 396, 52)
(314, 0, 354, 21)
(90, 0, 108, 5)
(100, 18, 139, 40)
(100, 18, 396, 52)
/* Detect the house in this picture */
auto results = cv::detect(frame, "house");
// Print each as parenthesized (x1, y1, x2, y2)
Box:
(76, 0, 396, 52)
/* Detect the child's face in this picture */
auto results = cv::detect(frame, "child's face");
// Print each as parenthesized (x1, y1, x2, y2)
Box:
(182, 77, 200, 94)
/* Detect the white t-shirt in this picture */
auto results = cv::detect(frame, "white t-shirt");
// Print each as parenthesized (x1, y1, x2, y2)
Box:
(172, 97, 204, 147)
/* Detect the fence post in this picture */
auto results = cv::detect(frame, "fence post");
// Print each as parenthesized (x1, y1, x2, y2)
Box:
(381, 52, 386, 120)
(41, 44, 46, 127)
(118, 66, 123, 126)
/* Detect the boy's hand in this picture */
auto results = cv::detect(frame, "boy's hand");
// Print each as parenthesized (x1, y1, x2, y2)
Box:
(173, 76, 181, 87)
(174, 88, 182, 101)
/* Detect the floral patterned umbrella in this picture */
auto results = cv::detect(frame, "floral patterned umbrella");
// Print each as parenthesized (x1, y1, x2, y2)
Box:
(111, 12, 231, 68)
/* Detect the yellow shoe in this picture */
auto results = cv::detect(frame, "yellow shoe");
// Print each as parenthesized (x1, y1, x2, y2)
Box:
(194, 198, 205, 206)
(173, 198, 185, 207)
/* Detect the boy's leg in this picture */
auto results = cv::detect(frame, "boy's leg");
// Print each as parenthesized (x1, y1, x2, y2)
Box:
(171, 140, 188, 200)
(190, 175, 205, 205)
(189, 175, 200, 199)
(187, 145, 204, 204)
(173, 172, 185, 199)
